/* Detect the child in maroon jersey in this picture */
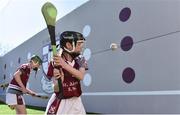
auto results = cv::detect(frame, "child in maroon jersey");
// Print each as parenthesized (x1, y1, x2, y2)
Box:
(45, 31, 88, 114)
(6, 55, 42, 114)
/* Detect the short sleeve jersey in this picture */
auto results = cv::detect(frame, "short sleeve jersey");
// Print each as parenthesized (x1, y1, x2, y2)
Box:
(47, 56, 88, 98)
(9, 63, 31, 90)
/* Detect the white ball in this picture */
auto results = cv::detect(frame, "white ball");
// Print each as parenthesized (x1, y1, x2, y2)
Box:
(110, 43, 118, 51)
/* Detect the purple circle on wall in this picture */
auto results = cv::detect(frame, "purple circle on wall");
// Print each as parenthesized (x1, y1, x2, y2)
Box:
(4, 64, 6, 69)
(121, 36, 133, 51)
(18, 57, 21, 64)
(3, 74, 6, 80)
(122, 67, 135, 83)
(119, 7, 131, 22)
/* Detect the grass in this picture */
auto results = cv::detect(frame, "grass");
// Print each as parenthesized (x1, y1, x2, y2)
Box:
(0, 101, 98, 114)
(0, 101, 45, 114)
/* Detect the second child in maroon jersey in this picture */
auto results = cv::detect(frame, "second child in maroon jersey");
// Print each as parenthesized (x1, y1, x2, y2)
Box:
(6, 55, 42, 114)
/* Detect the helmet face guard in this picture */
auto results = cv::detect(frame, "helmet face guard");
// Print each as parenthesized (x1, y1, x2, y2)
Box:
(60, 31, 85, 53)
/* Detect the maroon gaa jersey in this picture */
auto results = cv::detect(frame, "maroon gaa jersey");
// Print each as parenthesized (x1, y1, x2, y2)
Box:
(9, 63, 31, 91)
(47, 56, 88, 98)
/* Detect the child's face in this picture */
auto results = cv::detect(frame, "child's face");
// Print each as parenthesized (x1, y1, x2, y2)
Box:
(75, 40, 85, 53)
(31, 60, 41, 70)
